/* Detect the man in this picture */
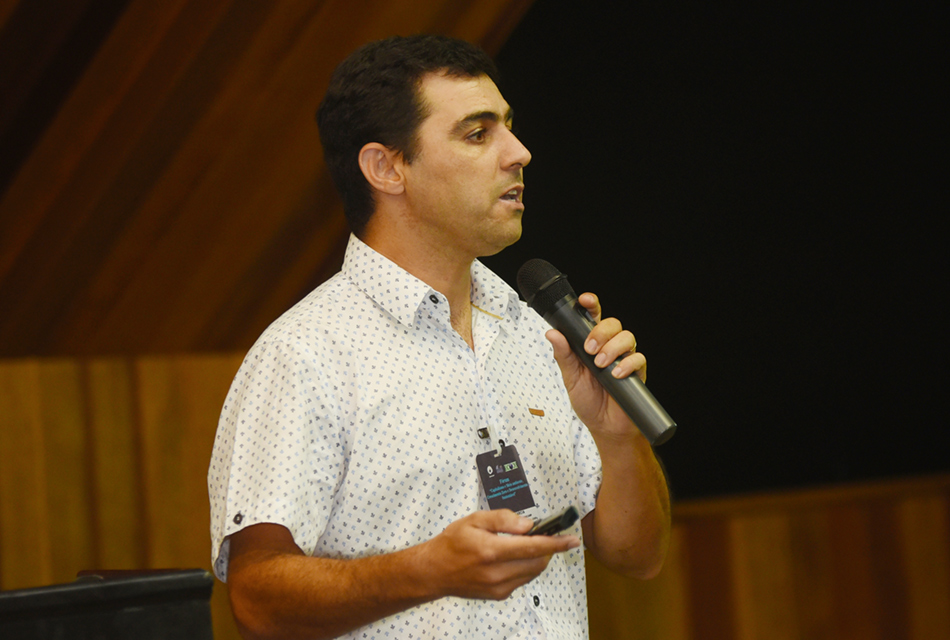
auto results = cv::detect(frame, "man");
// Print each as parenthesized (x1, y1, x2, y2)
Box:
(208, 35, 670, 640)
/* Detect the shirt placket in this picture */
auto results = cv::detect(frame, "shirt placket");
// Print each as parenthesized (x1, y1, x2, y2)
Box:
(472, 306, 508, 454)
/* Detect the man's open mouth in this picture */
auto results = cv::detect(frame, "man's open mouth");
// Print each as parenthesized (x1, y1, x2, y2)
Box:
(500, 186, 523, 202)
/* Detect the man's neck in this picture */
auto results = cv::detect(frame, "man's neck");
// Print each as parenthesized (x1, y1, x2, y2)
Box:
(361, 226, 476, 349)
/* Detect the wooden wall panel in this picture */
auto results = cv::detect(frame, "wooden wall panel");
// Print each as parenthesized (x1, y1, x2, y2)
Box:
(683, 516, 738, 639)
(1, 354, 949, 640)
(786, 510, 836, 640)
(827, 503, 884, 639)
(0, 0, 131, 199)
(136, 354, 243, 569)
(0, 0, 536, 358)
(586, 477, 950, 640)
(0, 0, 188, 281)
(36, 360, 96, 585)
(898, 496, 950, 639)
(86, 357, 145, 569)
(0, 1, 20, 31)
(0, 361, 52, 588)
(729, 513, 798, 640)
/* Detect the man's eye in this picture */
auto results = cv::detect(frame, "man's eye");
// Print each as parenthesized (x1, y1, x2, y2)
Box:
(468, 129, 487, 142)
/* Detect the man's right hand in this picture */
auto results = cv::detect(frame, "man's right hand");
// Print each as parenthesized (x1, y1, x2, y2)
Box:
(420, 509, 581, 600)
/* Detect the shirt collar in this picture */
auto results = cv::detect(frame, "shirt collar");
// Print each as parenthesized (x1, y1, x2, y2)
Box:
(341, 234, 522, 328)
(471, 259, 522, 325)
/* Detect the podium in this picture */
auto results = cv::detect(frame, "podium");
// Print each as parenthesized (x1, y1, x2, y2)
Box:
(0, 569, 214, 639)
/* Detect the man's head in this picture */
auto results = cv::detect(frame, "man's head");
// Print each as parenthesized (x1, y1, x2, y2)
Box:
(317, 35, 501, 237)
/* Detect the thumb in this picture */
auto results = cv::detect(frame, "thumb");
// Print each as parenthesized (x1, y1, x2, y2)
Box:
(545, 329, 571, 361)
(545, 329, 587, 388)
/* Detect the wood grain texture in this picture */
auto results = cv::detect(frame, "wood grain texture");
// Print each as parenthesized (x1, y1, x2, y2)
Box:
(0, 0, 535, 358)
(0, 360, 52, 589)
(85, 357, 145, 569)
(588, 475, 950, 640)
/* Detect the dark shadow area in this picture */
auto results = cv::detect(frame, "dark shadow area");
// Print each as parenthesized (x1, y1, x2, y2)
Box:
(488, 1, 946, 499)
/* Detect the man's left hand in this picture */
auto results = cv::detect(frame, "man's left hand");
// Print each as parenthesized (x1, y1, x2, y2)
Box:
(545, 292, 646, 438)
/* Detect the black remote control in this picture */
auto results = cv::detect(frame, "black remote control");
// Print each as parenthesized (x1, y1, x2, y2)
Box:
(526, 506, 579, 536)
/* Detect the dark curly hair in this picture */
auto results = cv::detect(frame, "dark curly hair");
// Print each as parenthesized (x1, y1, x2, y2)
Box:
(317, 35, 500, 236)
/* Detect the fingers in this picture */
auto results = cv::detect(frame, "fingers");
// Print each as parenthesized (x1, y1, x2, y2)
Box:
(434, 510, 581, 600)
(468, 510, 581, 559)
(579, 293, 647, 383)
(497, 530, 581, 560)
(584, 318, 632, 361)
(584, 321, 645, 381)
(470, 508, 534, 535)
(577, 292, 601, 323)
(616, 352, 647, 382)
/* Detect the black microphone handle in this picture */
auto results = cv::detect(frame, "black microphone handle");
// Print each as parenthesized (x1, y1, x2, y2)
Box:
(542, 293, 677, 446)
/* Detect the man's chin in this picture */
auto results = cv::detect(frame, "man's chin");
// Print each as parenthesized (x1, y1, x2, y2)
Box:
(479, 226, 522, 258)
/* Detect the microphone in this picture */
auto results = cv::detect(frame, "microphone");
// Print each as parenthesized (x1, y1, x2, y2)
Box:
(517, 259, 677, 446)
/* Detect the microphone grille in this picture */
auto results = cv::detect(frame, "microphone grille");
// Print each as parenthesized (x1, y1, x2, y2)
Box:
(517, 259, 575, 313)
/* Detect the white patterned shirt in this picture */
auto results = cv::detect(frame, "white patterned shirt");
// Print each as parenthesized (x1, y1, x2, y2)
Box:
(208, 234, 603, 639)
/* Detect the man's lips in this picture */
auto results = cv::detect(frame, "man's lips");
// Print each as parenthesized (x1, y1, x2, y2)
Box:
(499, 184, 524, 203)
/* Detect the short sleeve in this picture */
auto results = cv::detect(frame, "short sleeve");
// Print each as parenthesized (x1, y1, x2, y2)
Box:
(207, 338, 345, 581)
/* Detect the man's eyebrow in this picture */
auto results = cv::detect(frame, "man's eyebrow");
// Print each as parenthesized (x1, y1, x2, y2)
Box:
(452, 107, 514, 135)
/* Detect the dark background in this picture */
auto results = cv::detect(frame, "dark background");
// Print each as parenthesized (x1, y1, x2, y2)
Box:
(484, 1, 947, 499)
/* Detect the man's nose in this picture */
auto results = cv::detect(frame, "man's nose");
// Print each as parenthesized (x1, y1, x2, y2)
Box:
(503, 128, 531, 169)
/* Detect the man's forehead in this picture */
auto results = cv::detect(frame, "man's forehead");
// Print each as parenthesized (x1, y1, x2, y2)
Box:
(419, 71, 510, 122)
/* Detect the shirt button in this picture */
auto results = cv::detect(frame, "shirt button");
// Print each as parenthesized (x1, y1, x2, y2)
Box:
(429, 294, 439, 303)
(533, 595, 540, 607)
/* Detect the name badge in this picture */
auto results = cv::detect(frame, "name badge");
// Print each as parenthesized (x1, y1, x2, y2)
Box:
(476, 444, 536, 512)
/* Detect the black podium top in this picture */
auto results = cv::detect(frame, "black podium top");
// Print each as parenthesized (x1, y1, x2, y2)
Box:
(0, 569, 214, 640)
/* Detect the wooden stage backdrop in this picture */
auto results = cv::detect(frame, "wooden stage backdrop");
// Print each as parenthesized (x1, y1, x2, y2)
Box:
(1, 355, 948, 640)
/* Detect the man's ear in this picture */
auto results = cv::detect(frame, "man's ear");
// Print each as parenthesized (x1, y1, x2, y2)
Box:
(358, 143, 405, 195)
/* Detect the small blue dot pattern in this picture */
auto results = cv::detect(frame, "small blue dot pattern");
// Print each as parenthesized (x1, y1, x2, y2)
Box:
(209, 234, 604, 639)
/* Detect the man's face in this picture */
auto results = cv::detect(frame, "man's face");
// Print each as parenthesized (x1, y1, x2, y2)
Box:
(399, 72, 532, 259)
